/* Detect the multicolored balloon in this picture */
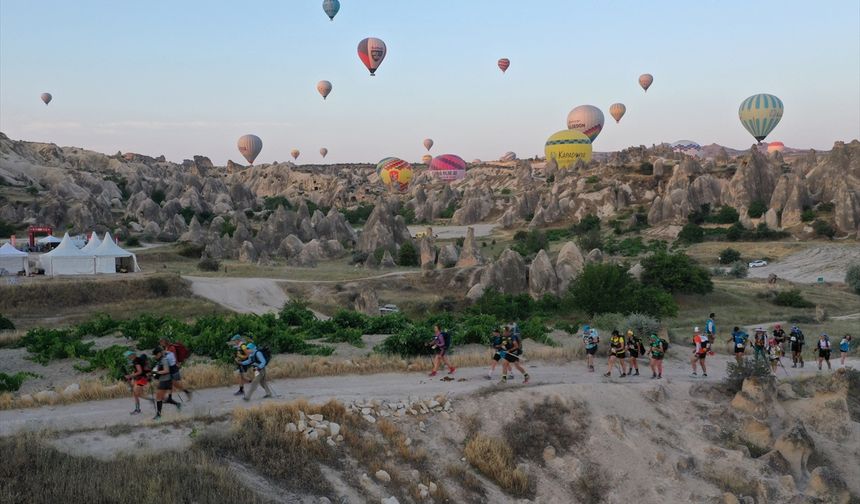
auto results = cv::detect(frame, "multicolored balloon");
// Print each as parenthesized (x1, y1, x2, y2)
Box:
(40, 93, 52, 105)
(357, 37, 387, 76)
(291, 149, 300, 161)
(544, 130, 592, 168)
(237, 134, 263, 165)
(639, 74, 653, 92)
(498, 58, 510, 73)
(377, 157, 413, 192)
(421, 154, 432, 164)
(566, 105, 604, 143)
(609, 103, 626, 123)
(739, 93, 784, 143)
(430, 154, 467, 182)
(317, 80, 332, 100)
(320, 147, 328, 158)
(500, 151, 516, 162)
(322, 0, 340, 21)
(767, 141, 785, 154)
(423, 138, 433, 151)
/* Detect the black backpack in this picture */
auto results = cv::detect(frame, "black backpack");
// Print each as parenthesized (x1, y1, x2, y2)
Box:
(137, 354, 152, 374)
(256, 346, 273, 364)
(661, 339, 670, 353)
(442, 331, 452, 351)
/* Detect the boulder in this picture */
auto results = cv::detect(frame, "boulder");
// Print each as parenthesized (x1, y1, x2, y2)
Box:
(554, 241, 585, 293)
(455, 227, 484, 268)
(437, 244, 459, 268)
(479, 249, 527, 294)
(764, 208, 779, 230)
(278, 235, 304, 259)
(375, 469, 391, 483)
(804, 466, 850, 503)
(628, 262, 644, 281)
(355, 289, 379, 316)
(418, 227, 436, 269)
(528, 249, 558, 299)
(238, 241, 258, 263)
(585, 248, 603, 263)
(773, 421, 815, 479)
(739, 420, 773, 453)
(380, 250, 397, 268)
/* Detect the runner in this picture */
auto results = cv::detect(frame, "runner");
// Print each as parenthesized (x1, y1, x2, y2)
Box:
(240, 344, 274, 400)
(766, 335, 781, 375)
(840, 334, 852, 366)
(486, 328, 504, 380)
(501, 325, 529, 383)
(647, 333, 665, 379)
(158, 337, 192, 401)
(728, 326, 749, 364)
(428, 325, 455, 377)
(772, 324, 787, 357)
(625, 329, 644, 376)
(123, 350, 150, 415)
(789, 325, 805, 368)
(581, 325, 599, 372)
(690, 327, 708, 378)
(816, 333, 832, 371)
(230, 335, 254, 396)
(752, 327, 767, 361)
(604, 330, 627, 378)
(151, 346, 182, 420)
(705, 313, 717, 345)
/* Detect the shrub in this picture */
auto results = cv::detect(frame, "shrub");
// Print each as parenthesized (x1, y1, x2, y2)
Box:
(0, 219, 17, 236)
(846, 264, 860, 295)
(585, 175, 599, 184)
(179, 206, 196, 225)
(177, 242, 204, 258)
(638, 161, 653, 175)
(263, 195, 292, 211)
(572, 214, 600, 234)
(74, 345, 130, 380)
(500, 188, 511, 195)
(397, 206, 416, 225)
(641, 251, 713, 294)
(677, 223, 704, 244)
(279, 299, 316, 326)
(150, 188, 166, 205)
(688, 204, 711, 225)
(469, 289, 537, 321)
(726, 222, 744, 241)
(0, 371, 37, 392)
(801, 208, 816, 222)
(512, 229, 548, 256)
(812, 219, 835, 239)
(729, 262, 749, 279)
(719, 248, 741, 265)
(568, 263, 677, 318)
(724, 358, 773, 394)
(817, 202, 835, 213)
(397, 241, 419, 267)
(712, 205, 740, 224)
(0, 314, 14, 331)
(747, 200, 767, 218)
(464, 435, 532, 497)
(350, 251, 368, 265)
(622, 313, 661, 339)
(577, 229, 603, 251)
(124, 236, 141, 247)
(439, 203, 457, 219)
(772, 290, 814, 308)
(197, 258, 220, 271)
(19, 328, 95, 364)
(364, 313, 411, 334)
(377, 325, 432, 356)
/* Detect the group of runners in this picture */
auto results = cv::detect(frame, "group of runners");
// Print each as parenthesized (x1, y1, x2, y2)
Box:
(727, 322, 853, 373)
(123, 338, 192, 420)
(579, 324, 669, 379)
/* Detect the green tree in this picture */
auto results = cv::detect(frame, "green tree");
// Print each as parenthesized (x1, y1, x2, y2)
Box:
(641, 251, 713, 294)
(712, 206, 740, 224)
(747, 200, 767, 218)
(567, 263, 677, 318)
(150, 188, 166, 205)
(719, 248, 741, 265)
(845, 264, 860, 295)
(677, 223, 704, 244)
(398, 241, 419, 267)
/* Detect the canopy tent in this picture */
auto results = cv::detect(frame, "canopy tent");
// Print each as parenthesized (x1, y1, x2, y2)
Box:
(80, 232, 102, 254)
(94, 232, 140, 274)
(0, 242, 29, 275)
(39, 232, 95, 276)
(37, 235, 62, 245)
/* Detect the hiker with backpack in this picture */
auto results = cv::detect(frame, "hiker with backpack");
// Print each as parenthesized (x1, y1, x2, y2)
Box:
(766, 335, 782, 375)
(151, 346, 183, 420)
(499, 325, 529, 383)
(772, 324, 787, 357)
(240, 343, 274, 400)
(647, 333, 667, 379)
(486, 328, 504, 380)
(581, 325, 599, 372)
(158, 337, 192, 402)
(690, 327, 709, 378)
(816, 333, 833, 371)
(840, 334, 852, 366)
(230, 335, 255, 396)
(625, 329, 644, 376)
(752, 327, 767, 361)
(789, 326, 805, 368)
(428, 325, 456, 377)
(705, 313, 717, 346)
(604, 329, 628, 378)
(728, 326, 749, 364)
(124, 350, 152, 415)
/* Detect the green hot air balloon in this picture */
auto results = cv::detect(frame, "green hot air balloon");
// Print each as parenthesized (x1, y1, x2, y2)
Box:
(739, 94, 784, 143)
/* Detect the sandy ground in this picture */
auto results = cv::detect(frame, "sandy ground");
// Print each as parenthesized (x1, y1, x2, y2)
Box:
(747, 244, 860, 283)
(184, 276, 290, 315)
(3, 353, 856, 436)
(407, 224, 497, 240)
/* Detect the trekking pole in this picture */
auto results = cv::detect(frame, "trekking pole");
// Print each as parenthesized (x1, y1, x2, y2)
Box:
(777, 358, 790, 376)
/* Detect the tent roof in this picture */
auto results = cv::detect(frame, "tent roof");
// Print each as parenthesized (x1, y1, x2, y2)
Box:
(38, 235, 63, 244)
(80, 232, 102, 253)
(94, 232, 133, 257)
(0, 242, 28, 257)
(41, 232, 91, 257)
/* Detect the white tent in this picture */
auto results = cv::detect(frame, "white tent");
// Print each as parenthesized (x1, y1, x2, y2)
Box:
(39, 232, 95, 276)
(94, 232, 140, 274)
(0, 242, 29, 276)
(80, 232, 102, 254)
(37, 235, 62, 245)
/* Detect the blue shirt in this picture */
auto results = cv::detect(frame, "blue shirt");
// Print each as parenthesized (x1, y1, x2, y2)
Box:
(732, 331, 748, 347)
(240, 349, 267, 369)
(706, 319, 716, 335)
(582, 329, 599, 349)
(840, 339, 850, 352)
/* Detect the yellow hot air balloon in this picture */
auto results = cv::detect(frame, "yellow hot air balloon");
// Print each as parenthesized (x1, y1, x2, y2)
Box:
(544, 130, 592, 168)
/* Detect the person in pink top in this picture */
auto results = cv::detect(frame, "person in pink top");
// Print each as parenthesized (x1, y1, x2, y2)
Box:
(428, 325, 455, 377)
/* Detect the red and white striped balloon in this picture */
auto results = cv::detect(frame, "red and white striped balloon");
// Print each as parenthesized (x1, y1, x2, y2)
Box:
(498, 58, 510, 73)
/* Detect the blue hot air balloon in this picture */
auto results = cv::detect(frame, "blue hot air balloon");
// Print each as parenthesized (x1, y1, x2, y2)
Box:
(322, 0, 340, 21)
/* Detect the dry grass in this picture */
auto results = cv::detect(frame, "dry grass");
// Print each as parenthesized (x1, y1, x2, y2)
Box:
(0, 330, 25, 348)
(684, 240, 811, 266)
(506, 396, 588, 463)
(446, 463, 487, 502)
(464, 434, 533, 497)
(571, 461, 609, 503)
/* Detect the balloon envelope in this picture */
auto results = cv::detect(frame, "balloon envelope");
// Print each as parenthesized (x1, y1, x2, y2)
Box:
(609, 103, 626, 123)
(566, 105, 604, 143)
(320, 148, 328, 158)
(767, 141, 785, 153)
(739, 93, 784, 142)
(430, 154, 467, 182)
(237, 135, 263, 165)
(500, 151, 516, 162)
(291, 149, 300, 160)
(317, 80, 332, 100)
(423, 138, 433, 151)
(639, 74, 653, 92)
(545, 130, 592, 168)
(357, 37, 387, 76)
(421, 154, 433, 164)
(498, 58, 510, 73)
(322, 0, 340, 20)
(377, 157, 413, 192)
(40, 93, 52, 105)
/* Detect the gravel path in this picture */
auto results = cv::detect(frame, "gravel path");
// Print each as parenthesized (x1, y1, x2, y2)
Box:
(747, 245, 860, 283)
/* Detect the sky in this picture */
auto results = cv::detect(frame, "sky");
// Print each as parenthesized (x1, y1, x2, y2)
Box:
(1, 0, 859, 165)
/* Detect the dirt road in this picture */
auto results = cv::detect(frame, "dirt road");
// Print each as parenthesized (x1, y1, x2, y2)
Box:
(2, 354, 855, 436)
(747, 244, 860, 283)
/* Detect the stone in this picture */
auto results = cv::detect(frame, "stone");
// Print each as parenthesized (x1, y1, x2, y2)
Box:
(543, 446, 557, 462)
(308, 414, 324, 421)
(375, 469, 392, 483)
(286, 422, 297, 432)
(428, 482, 437, 494)
(354, 288, 379, 316)
(722, 493, 740, 504)
(773, 421, 815, 479)
(329, 422, 340, 436)
(319, 498, 332, 504)
(381, 497, 400, 504)
(585, 248, 603, 263)
(805, 466, 849, 503)
(479, 248, 527, 294)
(363, 414, 376, 424)
(62, 383, 80, 397)
(381, 250, 397, 268)
(554, 241, 585, 293)
(306, 430, 319, 441)
(739, 420, 773, 453)
(437, 244, 459, 268)
(455, 227, 485, 267)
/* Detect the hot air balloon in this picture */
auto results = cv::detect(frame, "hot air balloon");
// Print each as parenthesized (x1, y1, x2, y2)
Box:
(357, 37, 387, 76)
(471, 159, 482, 165)
(767, 141, 785, 154)
(237, 134, 263, 165)
(40, 93, 52, 105)
(317, 80, 332, 100)
(498, 58, 510, 73)
(291, 149, 300, 161)
(670, 140, 701, 157)
(320, 148, 328, 158)
(430, 154, 467, 182)
(544, 130, 592, 168)
(423, 138, 433, 151)
(609, 103, 626, 123)
(639, 74, 653, 92)
(421, 154, 432, 164)
(566, 105, 604, 143)
(377, 157, 413, 192)
(500, 152, 517, 162)
(322, 0, 340, 21)
(739, 93, 784, 143)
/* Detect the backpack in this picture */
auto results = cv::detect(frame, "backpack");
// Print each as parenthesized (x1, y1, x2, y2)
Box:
(168, 342, 191, 364)
(137, 354, 152, 374)
(256, 345, 273, 364)
(442, 332, 452, 351)
(661, 339, 670, 353)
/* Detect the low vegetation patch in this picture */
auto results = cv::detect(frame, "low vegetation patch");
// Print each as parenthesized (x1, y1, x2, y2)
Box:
(506, 397, 587, 462)
(0, 371, 38, 392)
(571, 462, 609, 504)
(772, 289, 815, 308)
(847, 264, 860, 295)
(464, 435, 533, 497)
(723, 358, 774, 394)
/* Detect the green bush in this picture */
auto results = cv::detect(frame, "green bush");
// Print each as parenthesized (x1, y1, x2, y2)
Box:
(568, 263, 677, 318)
(179, 207, 196, 225)
(812, 219, 835, 239)
(719, 248, 741, 265)
(512, 229, 548, 257)
(279, 299, 316, 326)
(74, 345, 130, 380)
(440, 203, 457, 219)
(197, 258, 220, 272)
(772, 290, 815, 308)
(124, 236, 141, 247)
(677, 223, 704, 244)
(801, 208, 816, 222)
(577, 229, 603, 252)
(0, 372, 38, 392)
(397, 206, 416, 225)
(150, 189, 166, 205)
(572, 214, 600, 234)
(621, 313, 661, 340)
(729, 262, 749, 279)
(638, 161, 653, 175)
(263, 195, 292, 211)
(342, 204, 374, 224)
(0, 219, 18, 236)
(178, 242, 205, 258)
(585, 175, 599, 184)
(747, 200, 767, 218)
(331, 309, 369, 330)
(454, 314, 498, 345)
(500, 188, 512, 195)
(724, 358, 773, 394)
(0, 314, 14, 331)
(817, 202, 835, 213)
(846, 264, 860, 295)
(398, 241, 419, 267)
(712, 206, 740, 224)
(365, 313, 412, 334)
(641, 251, 713, 294)
(73, 313, 120, 338)
(20, 328, 95, 364)
(377, 325, 433, 356)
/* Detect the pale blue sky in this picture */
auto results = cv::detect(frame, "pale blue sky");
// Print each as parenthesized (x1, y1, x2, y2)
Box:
(1, 1, 858, 164)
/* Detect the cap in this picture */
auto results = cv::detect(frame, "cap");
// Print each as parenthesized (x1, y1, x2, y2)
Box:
(153, 346, 164, 355)
(626, 329, 634, 337)
(583, 325, 590, 332)
(229, 334, 242, 341)
(123, 350, 135, 358)
(775, 324, 781, 329)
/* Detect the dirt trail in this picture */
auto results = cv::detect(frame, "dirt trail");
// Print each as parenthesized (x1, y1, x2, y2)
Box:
(747, 244, 860, 283)
(2, 354, 856, 436)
